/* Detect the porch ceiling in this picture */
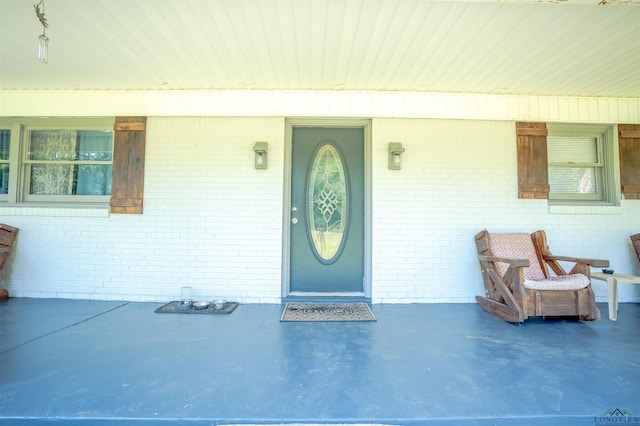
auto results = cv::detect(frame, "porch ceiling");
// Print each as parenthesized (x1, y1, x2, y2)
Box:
(0, 0, 639, 98)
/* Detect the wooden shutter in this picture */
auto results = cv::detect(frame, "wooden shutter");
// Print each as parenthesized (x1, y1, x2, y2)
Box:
(516, 122, 549, 199)
(619, 124, 640, 200)
(110, 117, 146, 214)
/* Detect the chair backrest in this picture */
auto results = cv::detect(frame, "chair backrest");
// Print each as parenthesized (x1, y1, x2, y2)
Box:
(0, 224, 19, 281)
(631, 233, 640, 264)
(487, 232, 546, 281)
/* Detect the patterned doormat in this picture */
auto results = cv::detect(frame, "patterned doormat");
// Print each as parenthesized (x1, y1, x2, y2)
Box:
(280, 303, 376, 322)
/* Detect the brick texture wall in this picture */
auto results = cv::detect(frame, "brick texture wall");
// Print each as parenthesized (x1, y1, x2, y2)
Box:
(1, 116, 638, 304)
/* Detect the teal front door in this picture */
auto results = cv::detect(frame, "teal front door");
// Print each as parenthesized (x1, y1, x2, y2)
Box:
(289, 126, 365, 295)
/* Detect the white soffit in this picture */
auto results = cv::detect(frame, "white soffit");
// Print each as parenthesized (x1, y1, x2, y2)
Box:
(0, 0, 639, 98)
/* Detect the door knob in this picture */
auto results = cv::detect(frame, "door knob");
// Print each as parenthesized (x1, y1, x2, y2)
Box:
(291, 218, 298, 225)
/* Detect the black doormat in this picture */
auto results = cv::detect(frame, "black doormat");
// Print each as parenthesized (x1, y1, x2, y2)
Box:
(155, 301, 239, 315)
(280, 303, 376, 322)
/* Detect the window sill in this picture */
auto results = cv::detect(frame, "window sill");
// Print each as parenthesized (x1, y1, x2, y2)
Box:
(0, 204, 110, 218)
(548, 204, 622, 215)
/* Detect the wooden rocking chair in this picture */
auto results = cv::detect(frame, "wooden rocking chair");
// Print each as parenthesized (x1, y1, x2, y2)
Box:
(475, 229, 608, 323)
(631, 233, 640, 266)
(0, 224, 19, 302)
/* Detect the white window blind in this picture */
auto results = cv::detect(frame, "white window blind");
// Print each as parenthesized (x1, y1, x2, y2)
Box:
(548, 135, 601, 195)
(548, 136, 598, 164)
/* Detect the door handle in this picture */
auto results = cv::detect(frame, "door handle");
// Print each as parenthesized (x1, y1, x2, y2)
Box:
(291, 218, 298, 225)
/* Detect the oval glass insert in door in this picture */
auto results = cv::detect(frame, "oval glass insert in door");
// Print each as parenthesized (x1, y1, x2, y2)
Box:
(306, 143, 349, 264)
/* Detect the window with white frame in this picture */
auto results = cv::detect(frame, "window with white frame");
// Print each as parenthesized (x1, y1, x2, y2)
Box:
(0, 118, 114, 204)
(0, 129, 10, 199)
(546, 123, 617, 205)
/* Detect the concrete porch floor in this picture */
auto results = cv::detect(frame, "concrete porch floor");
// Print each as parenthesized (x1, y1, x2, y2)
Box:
(0, 298, 639, 425)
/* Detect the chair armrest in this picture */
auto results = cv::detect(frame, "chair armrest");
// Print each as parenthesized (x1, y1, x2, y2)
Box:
(543, 255, 609, 268)
(478, 255, 529, 268)
(479, 255, 528, 301)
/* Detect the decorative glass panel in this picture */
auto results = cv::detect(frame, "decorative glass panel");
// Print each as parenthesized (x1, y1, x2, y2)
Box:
(307, 144, 348, 263)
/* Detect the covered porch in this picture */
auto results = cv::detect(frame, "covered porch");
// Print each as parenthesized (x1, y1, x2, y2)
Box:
(1, 298, 638, 425)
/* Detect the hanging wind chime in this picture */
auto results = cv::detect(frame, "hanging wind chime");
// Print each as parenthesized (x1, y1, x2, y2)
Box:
(34, 0, 48, 63)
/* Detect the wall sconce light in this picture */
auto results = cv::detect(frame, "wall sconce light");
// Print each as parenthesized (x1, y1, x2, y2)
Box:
(253, 142, 268, 169)
(388, 142, 405, 170)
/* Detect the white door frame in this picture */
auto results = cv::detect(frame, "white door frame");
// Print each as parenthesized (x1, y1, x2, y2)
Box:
(282, 118, 372, 299)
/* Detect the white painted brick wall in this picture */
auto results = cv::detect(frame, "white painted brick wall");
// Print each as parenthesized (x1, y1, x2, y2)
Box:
(0, 115, 638, 305)
(371, 118, 640, 304)
(1, 117, 286, 303)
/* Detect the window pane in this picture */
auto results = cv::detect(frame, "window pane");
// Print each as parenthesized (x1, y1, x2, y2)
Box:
(548, 136, 598, 163)
(0, 130, 10, 195)
(76, 164, 112, 195)
(549, 167, 597, 194)
(78, 131, 113, 161)
(0, 165, 8, 194)
(0, 129, 10, 160)
(29, 164, 112, 195)
(28, 130, 113, 162)
(29, 164, 74, 195)
(28, 130, 78, 161)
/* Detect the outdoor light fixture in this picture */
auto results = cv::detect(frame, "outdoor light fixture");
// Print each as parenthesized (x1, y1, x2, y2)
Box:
(34, 0, 49, 63)
(388, 142, 405, 170)
(253, 142, 268, 169)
